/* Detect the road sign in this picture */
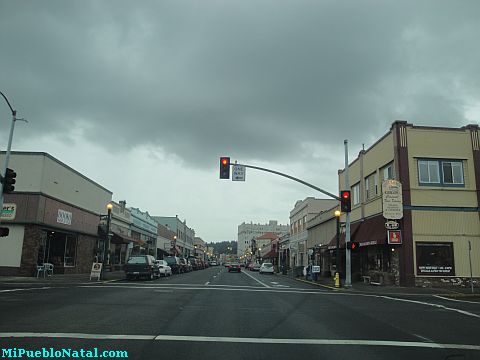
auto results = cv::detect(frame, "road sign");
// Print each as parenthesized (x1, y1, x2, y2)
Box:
(382, 180, 403, 219)
(0, 203, 16, 220)
(312, 266, 320, 273)
(232, 165, 246, 181)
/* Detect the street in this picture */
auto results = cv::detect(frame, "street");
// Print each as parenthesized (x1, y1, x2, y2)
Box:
(1, 267, 479, 360)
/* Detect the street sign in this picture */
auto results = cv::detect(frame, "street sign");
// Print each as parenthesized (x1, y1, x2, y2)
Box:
(312, 265, 320, 273)
(0, 203, 16, 220)
(385, 220, 399, 230)
(387, 230, 402, 245)
(232, 165, 246, 181)
(382, 180, 403, 219)
(89, 262, 102, 281)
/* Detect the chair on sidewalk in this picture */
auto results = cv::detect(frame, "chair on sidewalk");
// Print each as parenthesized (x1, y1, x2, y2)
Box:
(36, 263, 54, 278)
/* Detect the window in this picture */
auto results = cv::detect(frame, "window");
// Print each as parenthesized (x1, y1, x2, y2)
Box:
(382, 163, 394, 180)
(352, 183, 360, 205)
(418, 159, 464, 186)
(365, 172, 377, 200)
(416, 242, 455, 276)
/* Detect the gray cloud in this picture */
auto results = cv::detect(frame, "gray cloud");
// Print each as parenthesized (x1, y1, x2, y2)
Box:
(1, 0, 479, 170)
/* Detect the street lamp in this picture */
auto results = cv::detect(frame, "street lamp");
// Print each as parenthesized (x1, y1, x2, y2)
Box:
(334, 210, 341, 288)
(101, 203, 113, 280)
(0, 91, 28, 221)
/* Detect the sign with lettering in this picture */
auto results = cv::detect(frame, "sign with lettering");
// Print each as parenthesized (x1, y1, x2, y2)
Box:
(385, 220, 400, 230)
(89, 262, 102, 281)
(382, 180, 403, 219)
(57, 209, 72, 225)
(232, 165, 246, 181)
(312, 265, 321, 273)
(1, 203, 16, 220)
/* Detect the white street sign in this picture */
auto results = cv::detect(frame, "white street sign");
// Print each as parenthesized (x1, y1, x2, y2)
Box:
(1, 203, 16, 220)
(382, 180, 403, 219)
(232, 165, 246, 181)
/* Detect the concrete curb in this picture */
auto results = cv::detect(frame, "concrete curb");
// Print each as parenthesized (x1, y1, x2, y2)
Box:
(294, 278, 344, 291)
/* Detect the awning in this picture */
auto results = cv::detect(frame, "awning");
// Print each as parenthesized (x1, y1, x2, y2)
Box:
(110, 231, 136, 245)
(325, 215, 387, 250)
(261, 250, 277, 258)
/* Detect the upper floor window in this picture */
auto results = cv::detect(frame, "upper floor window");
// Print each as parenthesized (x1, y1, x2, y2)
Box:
(365, 172, 377, 200)
(382, 163, 394, 180)
(352, 183, 360, 206)
(418, 159, 464, 186)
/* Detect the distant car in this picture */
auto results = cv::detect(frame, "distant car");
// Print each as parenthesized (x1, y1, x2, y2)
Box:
(188, 257, 199, 270)
(125, 255, 160, 280)
(228, 263, 241, 273)
(155, 260, 172, 277)
(209, 261, 218, 266)
(259, 262, 274, 274)
(224, 262, 231, 268)
(179, 258, 191, 273)
(252, 263, 261, 271)
(247, 263, 254, 271)
(164, 256, 182, 274)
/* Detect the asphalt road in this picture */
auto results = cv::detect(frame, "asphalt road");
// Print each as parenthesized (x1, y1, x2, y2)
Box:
(1, 266, 479, 360)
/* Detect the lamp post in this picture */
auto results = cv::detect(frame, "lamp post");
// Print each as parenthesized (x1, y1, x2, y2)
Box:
(101, 203, 113, 280)
(0, 91, 27, 222)
(334, 210, 341, 288)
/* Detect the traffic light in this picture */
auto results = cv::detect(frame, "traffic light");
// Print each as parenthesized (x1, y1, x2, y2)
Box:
(219, 157, 230, 179)
(346, 241, 359, 251)
(1, 168, 17, 194)
(0, 227, 9, 237)
(340, 190, 351, 212)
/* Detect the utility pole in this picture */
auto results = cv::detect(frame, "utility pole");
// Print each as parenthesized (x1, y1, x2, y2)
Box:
(344, 139, 352, 287)
(0, 92, 27, 223)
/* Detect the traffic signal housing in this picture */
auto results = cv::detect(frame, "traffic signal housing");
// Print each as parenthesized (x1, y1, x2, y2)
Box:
(2, 168, 17, 194)
(340, 190, 351, 212)
(219, 157, 230, 179)
(346, 241, 359, 251)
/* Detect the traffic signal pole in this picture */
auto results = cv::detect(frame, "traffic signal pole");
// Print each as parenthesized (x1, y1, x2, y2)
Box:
(231, 163, 341, 201)
(344, 140, 352, 287)
(0, 92, 26, 224)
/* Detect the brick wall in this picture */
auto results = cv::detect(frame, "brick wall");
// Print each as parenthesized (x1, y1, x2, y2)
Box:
(19, 225, 43, 276)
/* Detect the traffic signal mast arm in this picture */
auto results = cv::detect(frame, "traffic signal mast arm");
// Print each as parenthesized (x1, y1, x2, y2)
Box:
(232, 162, 341, 201)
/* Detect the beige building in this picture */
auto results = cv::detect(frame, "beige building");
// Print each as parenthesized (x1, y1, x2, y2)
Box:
(0, 152, 112, 276)
(333, 121, 480, 287)
(288, 197, 338, 267)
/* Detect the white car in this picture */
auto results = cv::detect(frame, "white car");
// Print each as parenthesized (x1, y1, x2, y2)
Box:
(259, 262, 275, 274)
(155, 260, 172, 277)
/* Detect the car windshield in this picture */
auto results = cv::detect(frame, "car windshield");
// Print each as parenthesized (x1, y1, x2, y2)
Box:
(127, 257, 147, 264)
(3, 2, 478, 360)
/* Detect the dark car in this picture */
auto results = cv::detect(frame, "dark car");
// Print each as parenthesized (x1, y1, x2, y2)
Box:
(124, 255, 160, 280)
(228, 263, 241, 273)
(188, 257, 199, 271)
(179, 258, 192, 273)
(164, 256, 182, 274)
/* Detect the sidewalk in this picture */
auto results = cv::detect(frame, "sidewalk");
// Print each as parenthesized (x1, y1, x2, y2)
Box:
(0, 271, 126, 284)
(285, 274, 480, 297)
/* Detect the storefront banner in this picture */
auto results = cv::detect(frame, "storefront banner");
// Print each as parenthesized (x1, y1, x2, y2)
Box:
(57, 209, 72, 225)
(417, 265, 454, 275)
(1, 203, 16, 220)
(388, 230, 402, 244)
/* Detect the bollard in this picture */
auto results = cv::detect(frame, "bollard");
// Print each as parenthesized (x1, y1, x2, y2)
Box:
(334, 272, 340, 288)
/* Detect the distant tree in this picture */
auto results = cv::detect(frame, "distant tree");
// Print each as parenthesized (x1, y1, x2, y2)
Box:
(207, 241, 237, 255)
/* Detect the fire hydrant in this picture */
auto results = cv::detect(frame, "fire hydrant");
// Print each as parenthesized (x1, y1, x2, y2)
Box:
(334, 272, 340, 288)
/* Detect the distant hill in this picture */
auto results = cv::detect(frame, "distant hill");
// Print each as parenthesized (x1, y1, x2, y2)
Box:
(206, 241, 237, 255)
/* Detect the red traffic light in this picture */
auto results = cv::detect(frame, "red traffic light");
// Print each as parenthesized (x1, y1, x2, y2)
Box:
(347, 241, 359, 251)
(219, 157, 230, 179)
(342, 191, 350, 199)
(340, 190, 351, 212)
(222, 158, 228, 166)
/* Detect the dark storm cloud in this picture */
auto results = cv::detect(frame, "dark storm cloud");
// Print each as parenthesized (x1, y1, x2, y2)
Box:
(1, 0, 479, 168)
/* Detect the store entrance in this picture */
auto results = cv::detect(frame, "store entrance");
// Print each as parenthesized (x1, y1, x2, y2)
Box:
(37, 230, 78, 273)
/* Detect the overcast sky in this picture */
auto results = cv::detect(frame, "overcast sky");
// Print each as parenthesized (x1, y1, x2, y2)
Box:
(1, 0, 479, 242)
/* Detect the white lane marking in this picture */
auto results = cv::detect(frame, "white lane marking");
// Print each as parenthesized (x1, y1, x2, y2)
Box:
(241, 270, 271, 288)
(153, 290, 174, 293)
(412, 333, 434, 343)
(271, 282, 279, 285)
(0, 287, 51, 293)
(434, 295, 480, 305)
(204, 282, 210, 285)
(1, 333, 478, 351)
(371, 295, 480, 320)
(79, 285, 327, 295)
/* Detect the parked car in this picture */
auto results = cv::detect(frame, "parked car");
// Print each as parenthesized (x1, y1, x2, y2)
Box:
(180, 258, 192, 272)
(188, 257, 199, 270)
(251, 263, 261, 271)
(209, 261, 218, 266)
(259, 262, 275, 274)
(164, 256, 182, 274)
(247, 263, 254, 271)
(124, 255, 160, 280)
(155, 260, 172, 277)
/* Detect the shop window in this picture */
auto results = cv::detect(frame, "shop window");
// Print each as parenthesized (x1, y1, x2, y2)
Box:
(40, 231, 78, 268)
(416, 242, 455, 276)
(352, 183, 360, 205)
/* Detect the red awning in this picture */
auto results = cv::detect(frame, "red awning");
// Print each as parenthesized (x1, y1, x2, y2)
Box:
(262, 250, 277, 258)
(326, 215, 387, 250)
